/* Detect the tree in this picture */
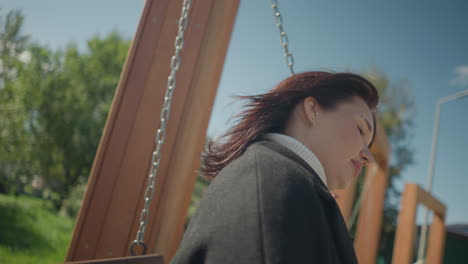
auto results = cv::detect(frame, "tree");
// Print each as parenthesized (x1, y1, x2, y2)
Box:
(21, 33, 129, 208)
(0, 8, 29, 84)
(0, 12, 130, 208)
(0, 9, 30, 193)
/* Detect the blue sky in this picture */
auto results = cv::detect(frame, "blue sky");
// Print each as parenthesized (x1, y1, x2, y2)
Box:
(2, 0, 468, 224)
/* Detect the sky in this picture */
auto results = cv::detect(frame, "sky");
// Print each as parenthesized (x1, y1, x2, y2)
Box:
(2, 0, 468, 225)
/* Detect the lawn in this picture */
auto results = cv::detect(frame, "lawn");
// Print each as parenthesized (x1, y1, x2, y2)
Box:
(0, 194, 74, 264)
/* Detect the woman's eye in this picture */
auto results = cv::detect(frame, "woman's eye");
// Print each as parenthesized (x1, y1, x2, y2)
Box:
(357, 126, 363, 135)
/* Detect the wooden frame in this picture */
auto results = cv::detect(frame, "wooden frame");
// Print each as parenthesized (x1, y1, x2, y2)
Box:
(65, 0, 239, 262)
(392, 183, 447, 264)
(65, 254, 163, 264)
(353, 162, 389, 264)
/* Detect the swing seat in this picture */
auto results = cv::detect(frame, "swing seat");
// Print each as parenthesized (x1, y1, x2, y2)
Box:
(64, 254, 163, 264)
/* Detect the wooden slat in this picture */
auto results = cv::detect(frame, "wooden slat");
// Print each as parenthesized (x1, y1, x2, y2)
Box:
(392, 184, 419, 264)
(354, 163, 389, 264)
(416, 186, 446, 216)
(426, 213, 446, 264)
(65, 255, 163, 264)
(392, 183, 447, 264)
(92, 0, 179, 257)
(66, 0, 172, 260)
(65, 0, 239, 262)
(335, 175, 358, 221)
(95, 0, 214, 258)
(370, 118, 390, 170)
(145, 0, 240, 261)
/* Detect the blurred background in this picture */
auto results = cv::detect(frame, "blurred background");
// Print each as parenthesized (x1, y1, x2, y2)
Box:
(0, 0, 467, 263)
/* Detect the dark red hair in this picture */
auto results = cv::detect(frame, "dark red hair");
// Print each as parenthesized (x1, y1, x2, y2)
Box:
(202, 71, 379, 179)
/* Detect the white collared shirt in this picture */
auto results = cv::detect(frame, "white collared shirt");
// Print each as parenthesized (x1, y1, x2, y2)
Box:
(264, 133, 328, 187)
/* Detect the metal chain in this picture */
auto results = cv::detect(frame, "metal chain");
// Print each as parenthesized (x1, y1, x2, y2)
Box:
(270, 0, 295, 75)
(129, 0, 193, 256)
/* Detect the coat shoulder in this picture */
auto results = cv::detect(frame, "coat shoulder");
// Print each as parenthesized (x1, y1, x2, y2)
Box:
(172, 141, 332, 264)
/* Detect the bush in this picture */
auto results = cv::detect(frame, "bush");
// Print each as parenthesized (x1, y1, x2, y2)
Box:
(59, 181, 86, 218)
(0, 194, 74, 263)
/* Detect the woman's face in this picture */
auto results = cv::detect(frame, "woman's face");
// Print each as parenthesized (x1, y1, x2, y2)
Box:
(295, 96, 374, 190)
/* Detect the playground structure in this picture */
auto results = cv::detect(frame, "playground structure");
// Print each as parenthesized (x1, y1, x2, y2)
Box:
(63, 0, 447, 263)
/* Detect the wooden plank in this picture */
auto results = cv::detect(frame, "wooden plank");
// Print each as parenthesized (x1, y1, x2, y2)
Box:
(148, 0, 239, 261)
(354, 163, 389, 264)
(92, 0, 186, 258)
(335, 176, 358, 222)
(392, 183, 419, 264)
(144, 0, 240, 261)
(426, 214, 446, 264)
(370, 119, 390, 170)
(66, 0, 172, 260)
(392, 183, 447, 264)
(65, 255, 163, 264)
(416, 186, 446, 216)
(95, 0, 215, 258)
(65, 0, 239, 262)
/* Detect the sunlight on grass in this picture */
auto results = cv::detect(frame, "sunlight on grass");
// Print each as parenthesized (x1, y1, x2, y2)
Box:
(0, 194, 74, 264)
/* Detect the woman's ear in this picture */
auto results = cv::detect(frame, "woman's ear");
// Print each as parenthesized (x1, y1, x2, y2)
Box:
(303, 97, 319, 126)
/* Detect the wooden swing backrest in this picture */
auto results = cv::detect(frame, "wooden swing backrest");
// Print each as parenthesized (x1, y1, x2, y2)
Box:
(64, 254, 163, 264)
(65, 0, 239, 262)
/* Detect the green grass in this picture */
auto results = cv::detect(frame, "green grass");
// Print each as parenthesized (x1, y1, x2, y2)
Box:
(0, 194, 74, 264)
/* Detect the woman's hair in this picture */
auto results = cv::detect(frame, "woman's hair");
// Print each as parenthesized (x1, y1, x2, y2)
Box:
(202, 71, 379, 179)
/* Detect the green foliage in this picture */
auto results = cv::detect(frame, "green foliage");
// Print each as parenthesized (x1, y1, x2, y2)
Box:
(20, 33, 129, 207)
(0, 8, 29, 84)
(0, 8, 131, 262)
(0, 193, 74, 264)
(187, 138, 212, 224)
(0, 6, 130, 208)
(59, 179, 87, 218)
(0, 9, 31, 194)
(187, 175, 210, 223)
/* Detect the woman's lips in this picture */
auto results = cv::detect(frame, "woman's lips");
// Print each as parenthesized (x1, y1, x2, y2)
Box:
(351, 159, 362, 177)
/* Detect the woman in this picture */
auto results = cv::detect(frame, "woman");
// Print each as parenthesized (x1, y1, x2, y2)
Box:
(172, 71, 379, 264)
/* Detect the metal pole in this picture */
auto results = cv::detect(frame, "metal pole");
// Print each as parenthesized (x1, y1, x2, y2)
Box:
(416, 103, 440, 262)
(416, 89, 468, 263)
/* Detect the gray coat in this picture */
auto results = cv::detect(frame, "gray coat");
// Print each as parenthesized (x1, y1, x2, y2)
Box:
(172, 140, 358, 264)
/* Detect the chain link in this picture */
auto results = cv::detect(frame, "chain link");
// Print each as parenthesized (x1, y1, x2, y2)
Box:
(270, 0, 295, 75)
(130, 0, 193, 256)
